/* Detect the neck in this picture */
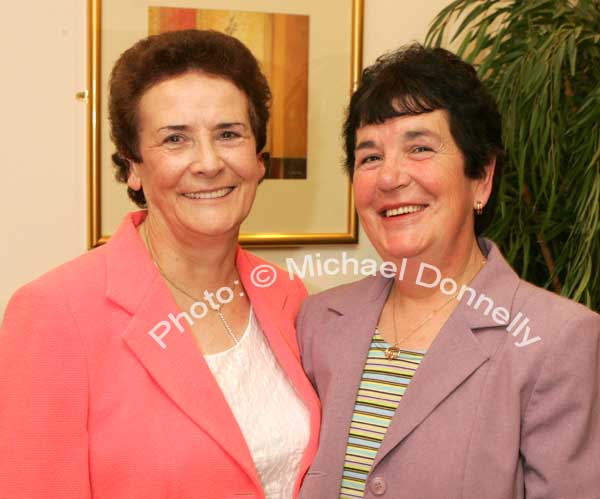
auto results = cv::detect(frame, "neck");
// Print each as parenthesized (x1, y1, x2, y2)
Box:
(140, 212, 240, 298)
(391, 237, 486, 309)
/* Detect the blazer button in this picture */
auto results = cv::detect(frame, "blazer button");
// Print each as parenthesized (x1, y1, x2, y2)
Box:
(370, 476, 387, 495)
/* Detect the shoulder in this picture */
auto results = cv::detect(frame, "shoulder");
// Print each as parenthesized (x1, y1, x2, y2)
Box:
(298, 274, 387, 329)
(484, 269, 599, 405)
(477, 238, 599, 346)
(237, 248, 308, 315)
(513, 278, 599, 341)
(5, 245, 108, 317)
(5, 211, 149, 318)
(0, 248, 108, 369)
(295, 274, 389, 369)
(304, 274, 387, 311)
(515, 278, 597, 317)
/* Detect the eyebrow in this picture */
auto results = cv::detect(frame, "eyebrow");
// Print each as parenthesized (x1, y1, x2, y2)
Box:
(355, 128, 440, 151)
(403, 129, 440, 140)
(215, 122, 247, 130)
(157, 124, 189, 132)
(355, 140, 376, 152)
(157, 122, 247, 133)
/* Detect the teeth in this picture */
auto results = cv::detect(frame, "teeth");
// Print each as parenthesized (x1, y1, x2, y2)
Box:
(385, 205, 426, 217)
(183, 187, 233, 200)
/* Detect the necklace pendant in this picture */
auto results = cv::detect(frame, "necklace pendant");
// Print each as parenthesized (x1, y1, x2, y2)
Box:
(384, 345, 401, 360)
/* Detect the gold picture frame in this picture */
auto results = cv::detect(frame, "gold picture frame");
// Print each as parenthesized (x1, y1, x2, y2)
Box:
(86, 0, 363, 248)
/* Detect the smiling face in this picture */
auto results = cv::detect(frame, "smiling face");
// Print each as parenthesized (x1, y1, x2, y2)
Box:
(127, 71, 265, 242)
(352, 109, 494, 264)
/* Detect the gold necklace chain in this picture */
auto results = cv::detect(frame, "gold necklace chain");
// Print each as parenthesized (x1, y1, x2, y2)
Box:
(384, 258, 486, 360)
(142, 222, 240, 346)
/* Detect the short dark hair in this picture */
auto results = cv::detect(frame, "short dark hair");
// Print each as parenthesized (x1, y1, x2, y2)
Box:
(343, 43, 504, 235)
(109, 29, 271, 207)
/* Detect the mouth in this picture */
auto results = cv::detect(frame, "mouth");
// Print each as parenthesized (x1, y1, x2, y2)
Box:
(182, 187, 234, 200)
(382, 204, 428, 218)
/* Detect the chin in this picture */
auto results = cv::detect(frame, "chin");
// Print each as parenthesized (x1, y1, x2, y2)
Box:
(198, 224, 241, 237)
(377, 236, 431, 262)
(178, 219, 236, 238)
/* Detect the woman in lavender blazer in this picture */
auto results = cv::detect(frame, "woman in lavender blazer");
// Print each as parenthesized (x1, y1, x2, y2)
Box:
(297, 44, 599, 499)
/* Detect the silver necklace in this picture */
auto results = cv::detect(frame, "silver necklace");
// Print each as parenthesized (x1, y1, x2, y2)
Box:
(143, 223, 240, 345)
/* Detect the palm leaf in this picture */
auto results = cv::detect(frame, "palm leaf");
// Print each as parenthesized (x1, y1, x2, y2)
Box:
(426, 0, 600, 310)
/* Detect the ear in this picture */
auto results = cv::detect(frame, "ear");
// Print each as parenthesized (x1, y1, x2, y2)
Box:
(127, 161, 143, 191)
(473, 156, 496, 207)
(256, 152, 267, 184)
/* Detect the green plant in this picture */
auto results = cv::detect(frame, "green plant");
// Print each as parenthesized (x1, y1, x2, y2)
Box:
(426, 0, 600, 310)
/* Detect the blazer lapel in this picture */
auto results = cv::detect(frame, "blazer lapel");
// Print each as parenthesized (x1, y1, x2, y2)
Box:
(371, 313, 489, 469)
(314, 276, 395, 479)
(235, 248, 304, 392)
(106, 212, 261, 491)
(236, 249, 322, 481)
(371, 238, 521, 469)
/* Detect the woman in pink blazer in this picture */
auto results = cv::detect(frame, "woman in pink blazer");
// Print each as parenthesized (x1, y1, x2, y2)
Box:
(297, 44, 600, 498)
(0, 30, 319, 499)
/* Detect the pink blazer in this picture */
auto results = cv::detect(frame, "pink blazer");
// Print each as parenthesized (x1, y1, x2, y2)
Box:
(0, 211, 320, 499)
(297, 239, 600, 499)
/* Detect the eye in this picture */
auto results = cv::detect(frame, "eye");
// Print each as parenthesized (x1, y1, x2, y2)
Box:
(163, 134, 186, 145)
(356, 154, 383, 168)
(411, 145, 433, 153)
(219, 130, 242, 140)
(407, 145, 435, 161)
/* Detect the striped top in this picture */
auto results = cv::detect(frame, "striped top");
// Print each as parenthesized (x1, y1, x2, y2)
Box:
(339, 329, 426, 499)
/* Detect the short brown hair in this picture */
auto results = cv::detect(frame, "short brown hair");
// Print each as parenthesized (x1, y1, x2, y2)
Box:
(109, 29, 271, 207)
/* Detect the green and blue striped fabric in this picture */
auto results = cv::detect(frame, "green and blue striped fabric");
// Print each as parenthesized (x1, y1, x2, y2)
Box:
(339, 330, 426, 499)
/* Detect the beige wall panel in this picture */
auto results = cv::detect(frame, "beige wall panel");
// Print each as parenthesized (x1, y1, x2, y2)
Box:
(0, 0, 87, 319)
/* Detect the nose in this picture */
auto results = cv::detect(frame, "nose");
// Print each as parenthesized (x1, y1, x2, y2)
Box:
(376, 151, 411, 192)
(188, 137, 224, 177)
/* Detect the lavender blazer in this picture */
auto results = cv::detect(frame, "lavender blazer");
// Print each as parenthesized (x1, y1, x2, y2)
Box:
(297, 239, 600, 499)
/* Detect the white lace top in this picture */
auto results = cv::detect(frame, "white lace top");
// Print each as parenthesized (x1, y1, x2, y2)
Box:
(204, 309, 310, 499)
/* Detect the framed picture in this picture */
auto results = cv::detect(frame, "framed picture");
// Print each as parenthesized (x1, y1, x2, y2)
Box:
(86, 0, 363, 247)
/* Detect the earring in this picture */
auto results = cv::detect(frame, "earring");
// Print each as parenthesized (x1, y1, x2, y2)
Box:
(475, 201, 483, 216)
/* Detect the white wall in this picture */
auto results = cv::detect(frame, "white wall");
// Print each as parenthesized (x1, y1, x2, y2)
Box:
(0, 0, 451, 318)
